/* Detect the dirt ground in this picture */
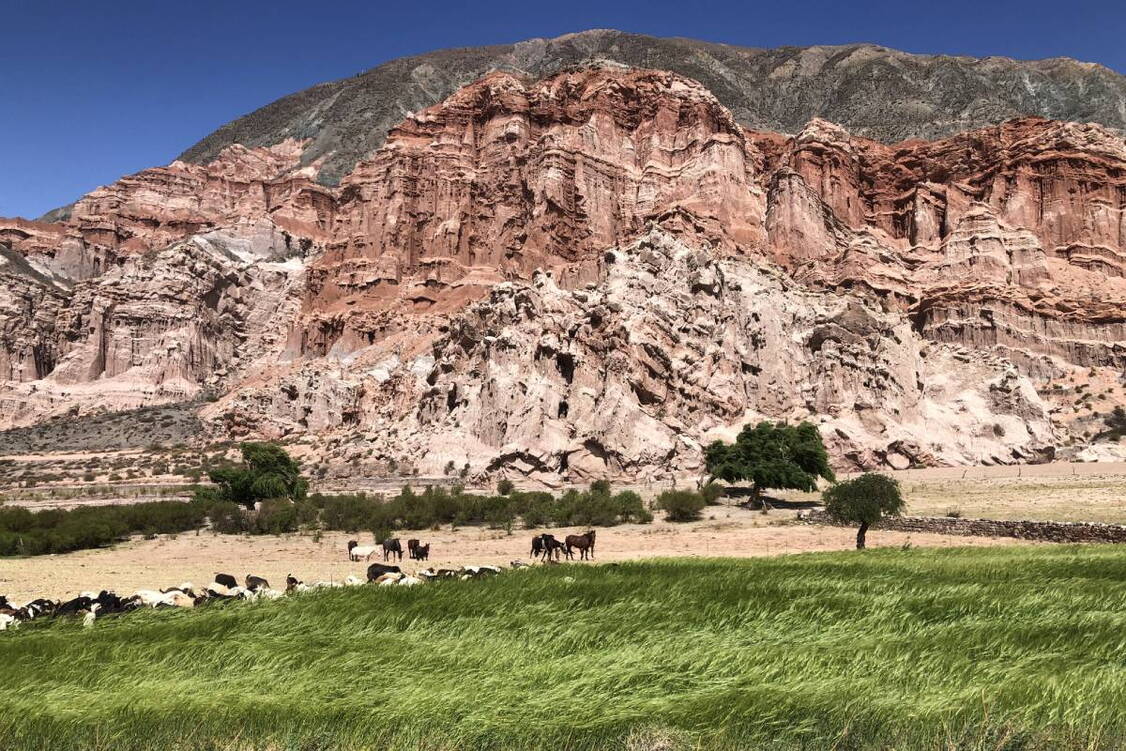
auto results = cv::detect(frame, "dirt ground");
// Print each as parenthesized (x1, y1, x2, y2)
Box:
(771, 461, 1126, 524)
(0, 504, 1035, 602)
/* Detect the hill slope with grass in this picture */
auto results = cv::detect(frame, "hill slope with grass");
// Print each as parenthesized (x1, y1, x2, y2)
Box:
(3, 547, 1125, 750)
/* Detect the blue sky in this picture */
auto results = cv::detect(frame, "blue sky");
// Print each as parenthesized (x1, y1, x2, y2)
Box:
(2, 0, 1123, 218)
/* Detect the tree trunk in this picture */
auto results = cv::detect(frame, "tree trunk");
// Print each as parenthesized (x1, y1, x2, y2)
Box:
(856, 521, 869, 550)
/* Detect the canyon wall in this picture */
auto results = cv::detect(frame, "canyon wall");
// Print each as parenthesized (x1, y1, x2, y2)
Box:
(1, 67, 1123, 479)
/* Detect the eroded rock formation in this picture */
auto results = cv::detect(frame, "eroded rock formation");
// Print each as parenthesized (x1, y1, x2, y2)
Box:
(2, 67, 1123, 478)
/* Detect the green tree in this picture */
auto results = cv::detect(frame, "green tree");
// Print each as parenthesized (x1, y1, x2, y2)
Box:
(496, 478, 515, 496)
(208, 442, 308, 509)
(705, 421, 834, 502)
(822, 472, 906, 549)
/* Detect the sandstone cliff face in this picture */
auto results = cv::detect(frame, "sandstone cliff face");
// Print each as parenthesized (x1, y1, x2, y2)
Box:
(1, 67, 1123, 477)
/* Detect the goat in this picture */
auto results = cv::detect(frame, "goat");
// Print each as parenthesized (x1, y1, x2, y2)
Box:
(245, 575, 270, 592)
(285, 574, 303, 593)
(82, 604, 100, 628)
(382, 538, 403, 562)
(347, 540, 378, 561)
(366, 562, 403, 582)
(213, 573, 238, 589)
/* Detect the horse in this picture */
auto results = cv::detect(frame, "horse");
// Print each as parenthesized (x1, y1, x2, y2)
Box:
(564, 530, 597, 561)
(541, 534, 566, 561)
(407, 539, 422, 559)
(382, 538, 403, 562)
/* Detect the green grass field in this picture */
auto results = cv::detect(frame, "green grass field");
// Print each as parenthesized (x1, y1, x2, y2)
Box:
(3, 547, 1126, 750)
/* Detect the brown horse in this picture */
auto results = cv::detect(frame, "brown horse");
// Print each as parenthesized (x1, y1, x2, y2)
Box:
(564, 530, 596, 561)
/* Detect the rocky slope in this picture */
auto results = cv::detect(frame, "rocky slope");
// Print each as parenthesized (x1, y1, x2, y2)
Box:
(178, 29, 1126, 189)
(2, 67, 1124, 480)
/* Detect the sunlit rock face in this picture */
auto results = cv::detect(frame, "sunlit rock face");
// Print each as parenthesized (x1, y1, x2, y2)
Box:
(2, 67, 1123, 478)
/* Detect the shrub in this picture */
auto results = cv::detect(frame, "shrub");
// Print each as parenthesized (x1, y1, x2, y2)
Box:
(700, 482, 725, 505)
(657, 490, 706, 522)
(496, 478, 515, 496)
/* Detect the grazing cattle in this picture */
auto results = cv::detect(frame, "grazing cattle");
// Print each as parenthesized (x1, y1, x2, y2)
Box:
(347, 540, 378, 561)
(366, 562, 403, 582)
(245, 575, 270, 592)
(285, 574, 303, 593)
(213, 573, 238, 589)
(565, 530, 597, 561)
(382, 538, 403, 562)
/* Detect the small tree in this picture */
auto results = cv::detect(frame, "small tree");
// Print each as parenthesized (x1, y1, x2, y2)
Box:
(496, 478, 515, 496)
(705, 421, 834, 502)
(822, 473, 906, 549)
(208, 442, 308, 510)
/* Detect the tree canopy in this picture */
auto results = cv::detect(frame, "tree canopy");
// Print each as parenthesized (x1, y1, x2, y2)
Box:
(822, 472, 906, 549)
(209, 442, 308, 509)
(704, 421, 834, 495)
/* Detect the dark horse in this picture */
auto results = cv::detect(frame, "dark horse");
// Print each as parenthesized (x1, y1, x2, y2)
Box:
(382, 538, 403, 561)
(531, 534, 566, 561)
(564, 530, 597, 561)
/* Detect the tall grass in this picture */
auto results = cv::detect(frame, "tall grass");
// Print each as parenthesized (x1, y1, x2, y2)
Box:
(3, 546, 1126, 749)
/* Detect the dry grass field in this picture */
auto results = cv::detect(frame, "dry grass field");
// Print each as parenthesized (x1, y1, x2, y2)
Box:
(0, 504, 1033, 602)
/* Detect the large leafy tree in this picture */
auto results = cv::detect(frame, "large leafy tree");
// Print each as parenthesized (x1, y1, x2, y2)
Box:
(209, 442, 308, 509)
(822, 472, 906, 549)
(705, 421, 834, 501)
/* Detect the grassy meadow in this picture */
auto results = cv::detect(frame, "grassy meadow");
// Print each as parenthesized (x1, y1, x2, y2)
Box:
(2, 546, 1126, 750)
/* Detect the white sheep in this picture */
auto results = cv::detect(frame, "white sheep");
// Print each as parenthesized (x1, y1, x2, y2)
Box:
(0, 613, 18, 631)
(397, 576, 422, 587)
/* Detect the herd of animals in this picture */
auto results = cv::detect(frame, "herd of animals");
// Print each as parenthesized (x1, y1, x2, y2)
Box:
(346, 531, 596, 563)
(0, 530, 600, 633)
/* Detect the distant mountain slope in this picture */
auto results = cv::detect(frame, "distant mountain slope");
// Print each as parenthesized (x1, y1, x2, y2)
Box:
(179, 29, 1126, 185)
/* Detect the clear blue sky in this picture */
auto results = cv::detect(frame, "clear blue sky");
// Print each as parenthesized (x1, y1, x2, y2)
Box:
(2, 0, 1123, 219)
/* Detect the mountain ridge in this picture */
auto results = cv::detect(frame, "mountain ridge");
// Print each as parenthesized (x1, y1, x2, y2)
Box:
(178, 29, 1126, 188)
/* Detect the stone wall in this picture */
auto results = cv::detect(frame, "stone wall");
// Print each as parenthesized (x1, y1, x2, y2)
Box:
(801, 510, 1126, 543)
